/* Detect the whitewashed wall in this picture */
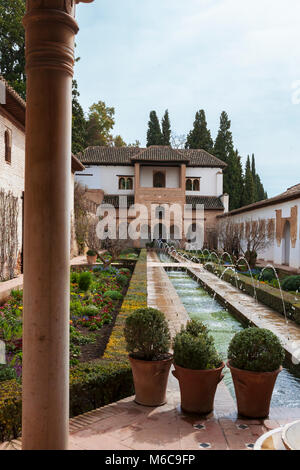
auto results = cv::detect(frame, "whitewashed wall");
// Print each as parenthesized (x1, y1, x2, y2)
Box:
(140, 166, 180, 188)
(186, 167, 223, 196)
(222, 198, 300, 269)
(75, 165, 135, 195)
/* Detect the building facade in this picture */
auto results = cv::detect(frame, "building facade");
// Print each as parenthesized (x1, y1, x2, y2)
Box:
(75, 145, 229, 247)
(0, 76, 84, 278)
(217, 184, 300, 270)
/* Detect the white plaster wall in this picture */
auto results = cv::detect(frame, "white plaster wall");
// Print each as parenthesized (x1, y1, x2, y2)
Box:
(75, 165, 135, 195)
(0, 114, 25, 257)
(140, 166, 180, 188)
(223, 199, 300, 269)
(186, 167, 223, 196)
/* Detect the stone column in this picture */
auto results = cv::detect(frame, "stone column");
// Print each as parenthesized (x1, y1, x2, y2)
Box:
(21, 0, 91, 450)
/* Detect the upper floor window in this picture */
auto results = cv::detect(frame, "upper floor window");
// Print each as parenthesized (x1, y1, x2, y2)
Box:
(118, 176, 133, 190)
(186, 177, 200, 191)
(4, 129, 11, 164)
(153, 171, 165, 188)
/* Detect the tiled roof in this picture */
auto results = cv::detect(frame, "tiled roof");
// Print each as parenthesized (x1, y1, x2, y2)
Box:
(78, 146, 226, 168)
(131, 146, 189, 162)
(0, 75, 25, 128)
(101, 194, 224, 211)
(218, 183, 300, 218)
(101, 195, 135, 208)
(186, 195, 224, 210)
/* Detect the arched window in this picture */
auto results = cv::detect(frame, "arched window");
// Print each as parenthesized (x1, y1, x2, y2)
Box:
(193, 179, 200, 191)
(119, 177, 126, 190)
(153, 171, 165, 188)
(126, 177, 133, 190)
(186, 179, 192, 191)
(4, 130, 11, 163)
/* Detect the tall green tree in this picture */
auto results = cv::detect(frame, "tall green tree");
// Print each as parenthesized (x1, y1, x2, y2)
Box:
(113, 135, 127, 147)
(161, 110, 171, 146)
(0, 0, 26, 99)
(185, 110, 213, 152)
(72, 80, 87, 154)
(242, 156, 255, 206)
(85, 101, 116, 147)
(146, 111, 163, 146)
(226, 150, 244, 210)
(214, 111, 235, 196)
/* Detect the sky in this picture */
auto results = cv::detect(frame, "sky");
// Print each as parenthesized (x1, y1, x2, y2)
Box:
(75, 0, 300, 198)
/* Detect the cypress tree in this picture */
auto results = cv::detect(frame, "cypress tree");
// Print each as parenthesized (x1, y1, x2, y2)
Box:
(226, 150, 244, 210)
(185, 110, 213, 152)
(213, 111, 234, 163)
(147, 111, 163, 147)
(72, 80, 87, 154)
(242, 156, 255, 206)
(161, 110, 171, 146)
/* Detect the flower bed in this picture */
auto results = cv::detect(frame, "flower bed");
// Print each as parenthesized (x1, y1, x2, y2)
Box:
(0, 249, 147, 442)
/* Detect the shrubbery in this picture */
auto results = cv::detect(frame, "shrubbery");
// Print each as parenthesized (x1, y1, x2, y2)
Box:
(173, 320, 221, 370)
(78, 271, 93, 292)
(103, 290, 123, 301)
(281, 275, 300, 292)
(124, 307, 170, 361)
(228, 327, 285, 372)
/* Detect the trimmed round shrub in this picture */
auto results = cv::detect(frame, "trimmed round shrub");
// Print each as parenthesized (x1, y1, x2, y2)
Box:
(228, 327, 285, 372)
(116, 274, 129, 286)
(260, 268, 276, 282)
(78, 271, 93, 292)
(124, 307, 171, 361)
(185, 319, 208, 337)
(81, 305, 99, 317)
(281, 275, 300, 292)
(87, 249, 97, 256)
(173, 327, 221, 371)
(103, 290, 123, 301)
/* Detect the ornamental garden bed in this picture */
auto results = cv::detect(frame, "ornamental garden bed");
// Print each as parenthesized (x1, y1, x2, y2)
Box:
(0, 249, 148, 442)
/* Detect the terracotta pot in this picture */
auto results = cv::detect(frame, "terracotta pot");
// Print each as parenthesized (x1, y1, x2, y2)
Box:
(227, 361, 282, 418)
(86, 254, 97, 265)
(129, 355, 173, 406)
(172, 362, 225, 414)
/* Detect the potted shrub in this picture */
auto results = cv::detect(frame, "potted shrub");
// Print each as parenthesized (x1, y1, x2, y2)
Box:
(86, 249, 97, 265)
(227, 327, 285, 418)
(172, 319, 224, 414)
(124, 307, 172, 406)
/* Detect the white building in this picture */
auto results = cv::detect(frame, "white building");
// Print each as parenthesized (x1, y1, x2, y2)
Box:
(218, 184, 300, 270)
(75, 146, 229, 247)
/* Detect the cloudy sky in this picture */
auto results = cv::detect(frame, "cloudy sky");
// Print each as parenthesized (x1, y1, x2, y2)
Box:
(75, 0, 300, 197)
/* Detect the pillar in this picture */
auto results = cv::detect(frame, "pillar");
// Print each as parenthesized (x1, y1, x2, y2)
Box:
(22, 0, 91, 450)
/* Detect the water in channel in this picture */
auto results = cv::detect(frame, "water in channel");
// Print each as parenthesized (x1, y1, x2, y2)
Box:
(164, 265, 300, 408)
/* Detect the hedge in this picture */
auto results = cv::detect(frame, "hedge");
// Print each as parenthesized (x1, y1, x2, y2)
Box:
(0, 249, 147, 443)
(204, 263, 300, 324)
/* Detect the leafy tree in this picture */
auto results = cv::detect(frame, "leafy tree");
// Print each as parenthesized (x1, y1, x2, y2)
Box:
(185, 110, 213, 152)
(0, 0, 26, 99)
(242, 156, 255, 206)
(86, 101, 115, 147)
(72, 80, 87, 154)
(161, 110, 171, 146)
(146, 111, 163, 146)
(113, 135, 127, 147)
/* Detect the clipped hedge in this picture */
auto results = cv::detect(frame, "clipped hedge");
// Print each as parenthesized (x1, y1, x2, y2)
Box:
(0, 249, 148, 442)
(204, 263, 300, 324)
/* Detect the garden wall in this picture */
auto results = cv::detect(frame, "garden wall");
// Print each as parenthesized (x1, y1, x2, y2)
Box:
(0, 249, 147, 442)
